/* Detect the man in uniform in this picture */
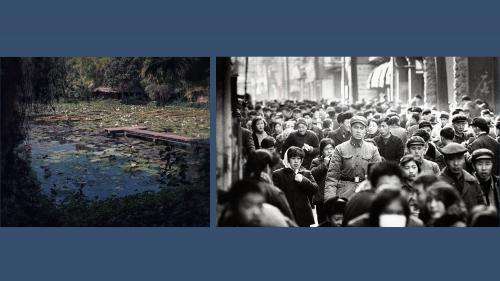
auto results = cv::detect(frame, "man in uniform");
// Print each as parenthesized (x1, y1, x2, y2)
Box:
(406, 136, 441, 174)
(324, 115, 382, 201)
(452, 114, 473, 144)
(439, 143, 485, 210)
(471, 149, 499, 213)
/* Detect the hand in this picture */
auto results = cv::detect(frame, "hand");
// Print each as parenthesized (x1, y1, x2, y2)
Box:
(324, 157, 330, 164)
(295, 173, 303, 182)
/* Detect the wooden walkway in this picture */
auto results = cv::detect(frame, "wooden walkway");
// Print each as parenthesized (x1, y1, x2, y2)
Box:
(104, 126, 206, 147)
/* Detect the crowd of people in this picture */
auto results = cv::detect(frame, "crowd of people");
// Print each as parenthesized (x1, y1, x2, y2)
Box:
(218, 94, 499, 227)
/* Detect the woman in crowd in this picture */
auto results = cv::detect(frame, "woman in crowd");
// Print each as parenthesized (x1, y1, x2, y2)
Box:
(251, 116, 268, 149)
(424, 181, 468, 227)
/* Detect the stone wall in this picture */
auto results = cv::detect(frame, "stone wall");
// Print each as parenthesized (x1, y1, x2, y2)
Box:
(453, 57, 469, 107)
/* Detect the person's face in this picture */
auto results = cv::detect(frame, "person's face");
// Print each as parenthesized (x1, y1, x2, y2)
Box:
(445, 155, 465, 174)
(293, 111, 301, 119)
(368, 121, 378, 134)
(304, 115, 312, 124)
(274, 123, 283, 134)
(471, 125, 481, 135)
(414, 183, 427, 206)
(351, 123, 366, 140)
(474, 159, 493, 181)
(322, 144, 334, 158)
(264, 110, 271, 118)
(379, 122, 390, 136)
(453, 122, 466, 133)
(238, 192, 265, 226)
(255, 120, 265, 133)
(342, 118, 351, 131)
(283, 110, 292, 118)
(246, 120, 253, 129)
(422, 113, 431, 121)
(376, 175, 403, 192)
(402, 160, 419, 181)
(289, 156, 303, 170)
(285, 122, 295, 130)
(427, 198, 446, 219)
(408, 145, 426, 158)
(297, 123, 307, 135)
(422, 127, 432, 134)
(440, 117, 449, 127)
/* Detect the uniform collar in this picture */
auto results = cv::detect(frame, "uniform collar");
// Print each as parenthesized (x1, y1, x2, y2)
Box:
(349, 138, 363, 148)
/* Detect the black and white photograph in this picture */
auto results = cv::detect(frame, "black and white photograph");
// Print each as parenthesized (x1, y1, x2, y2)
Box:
(216, 57, 499, 227)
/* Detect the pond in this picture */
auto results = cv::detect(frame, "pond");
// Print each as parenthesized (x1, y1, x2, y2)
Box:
(27, 123, 174, 203)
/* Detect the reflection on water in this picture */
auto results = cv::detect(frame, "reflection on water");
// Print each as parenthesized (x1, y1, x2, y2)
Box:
(29, 138, 165, 203)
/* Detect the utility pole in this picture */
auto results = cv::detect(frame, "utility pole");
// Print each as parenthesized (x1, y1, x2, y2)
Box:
(244, 57, 249, 94)
(285, 57, 290, 100)
(350, 57, 358, 103)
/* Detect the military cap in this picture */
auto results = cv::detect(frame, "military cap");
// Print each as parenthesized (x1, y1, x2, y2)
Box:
(350, 115, 367, 127)
(452, 114, 468, 124)
(418, 120, 432, 129)
(296, 118, 307, 127)
(441, 143, 468, 155)
(440, 112, 450, 119)
(406, 136, 426, 148)
(470, 148, 494, 162)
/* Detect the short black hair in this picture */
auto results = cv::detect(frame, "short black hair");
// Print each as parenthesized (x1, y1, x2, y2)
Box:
(319, 138, 334, 156)
(413, 173, 439, 191)
(368, 161, 404, 189)
(260, 136, 276, 149)
(387, 116, 400, 126)
(287, 146, 305, 160)
(337, 111, 354, 124)
(413, 129, 431, 142)
(324, 197, 348, 217)
(440, 126, 455, 140)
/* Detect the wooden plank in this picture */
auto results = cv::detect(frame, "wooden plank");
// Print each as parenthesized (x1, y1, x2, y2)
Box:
(125, 129, 193, 143)
(104, 126, 147, 134)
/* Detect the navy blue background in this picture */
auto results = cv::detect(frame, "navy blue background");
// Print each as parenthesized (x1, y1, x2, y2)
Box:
(1, 0, 500, 280)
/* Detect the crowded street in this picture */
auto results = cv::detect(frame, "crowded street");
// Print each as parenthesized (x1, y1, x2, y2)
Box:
(217, 57, 499, 227)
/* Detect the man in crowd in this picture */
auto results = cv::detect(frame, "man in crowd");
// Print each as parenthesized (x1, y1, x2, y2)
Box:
(471, 149, 499, 213)
(452, 114, 473, 144)
(439, 143, 485, 210)
(282, 118, 320, 169)
(406, 136, 441, 175)
(373, 117, 404, 162)
(325, 116, 382, 200)
(327, 111, 353, 146)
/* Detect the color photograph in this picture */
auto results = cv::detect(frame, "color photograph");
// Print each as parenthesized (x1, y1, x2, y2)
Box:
(1, 57, 210, 226)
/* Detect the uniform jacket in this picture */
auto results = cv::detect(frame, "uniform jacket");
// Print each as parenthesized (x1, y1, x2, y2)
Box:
(324, 139, 382, 201)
